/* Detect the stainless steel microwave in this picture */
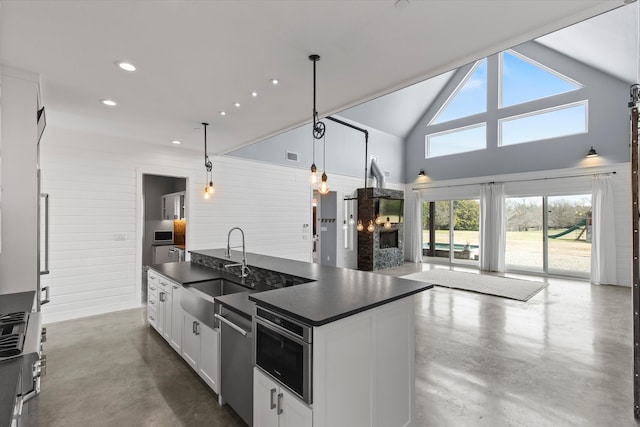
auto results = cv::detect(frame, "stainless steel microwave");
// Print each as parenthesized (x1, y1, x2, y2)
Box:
(153, 230, 174, 244)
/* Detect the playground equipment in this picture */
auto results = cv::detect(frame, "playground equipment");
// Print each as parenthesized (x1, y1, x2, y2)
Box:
(548, 218, 588, 239)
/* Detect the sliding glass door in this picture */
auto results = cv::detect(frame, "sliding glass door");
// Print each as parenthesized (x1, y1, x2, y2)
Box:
(547, 195, 591, 276)
(505, 197, 544, 272)
(422, 199, 479, 265)
(505, 194, 591, 277)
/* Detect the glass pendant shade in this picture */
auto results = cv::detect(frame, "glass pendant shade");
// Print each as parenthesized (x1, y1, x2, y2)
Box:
(342, 220, 348, 230)
(207, 181, 215, 194)
(367, 220, 375, 233)
(348, 214, 355, 225)
(310, 163, 318, 184)
(318, 172, 329, 194)
(384, 217, 392, 229)
(204, 187, 210, 199)
(356, 219, 364, 232)
(375, 214, 382, 225)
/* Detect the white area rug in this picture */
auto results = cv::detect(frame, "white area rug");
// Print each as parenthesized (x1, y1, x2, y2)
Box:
(400, 269, 548, 301)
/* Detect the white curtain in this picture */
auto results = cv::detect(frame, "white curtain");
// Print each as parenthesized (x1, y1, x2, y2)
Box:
(479, 183, 506, 272)
(405, 191, 423, 263)
(591, 174, 617, 285)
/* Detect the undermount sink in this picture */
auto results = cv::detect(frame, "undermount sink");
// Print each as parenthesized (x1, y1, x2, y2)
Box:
(180, 279, 250, 329)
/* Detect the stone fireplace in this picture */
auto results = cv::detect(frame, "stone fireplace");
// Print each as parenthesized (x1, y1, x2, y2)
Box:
(356, 187, 404, 271)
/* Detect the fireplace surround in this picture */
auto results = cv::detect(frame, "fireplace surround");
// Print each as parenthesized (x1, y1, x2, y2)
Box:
(356, 188, 404, 271)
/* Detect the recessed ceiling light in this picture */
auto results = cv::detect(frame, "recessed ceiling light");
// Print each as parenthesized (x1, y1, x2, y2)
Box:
(220, 111, 226, 116)
(171, 140, 181, 145)
(251, 91, 258, 97)
(234, 102, 241, 108)
(116, 61, 136, 72)
(100, 99, 117, 107)
(271, 78, 279, 85)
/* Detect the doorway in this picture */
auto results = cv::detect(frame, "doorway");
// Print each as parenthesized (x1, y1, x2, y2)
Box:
(141, 174, 187, 303)
(312, 190, 337, 267)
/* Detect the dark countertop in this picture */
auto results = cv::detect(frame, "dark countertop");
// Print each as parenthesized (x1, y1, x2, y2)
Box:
(149, 261, 223, 285)
(0, 291, 35, 314)
(149, 262, 273, 318)
(0, 357, 22, 427)
(190, 249, 432, 326)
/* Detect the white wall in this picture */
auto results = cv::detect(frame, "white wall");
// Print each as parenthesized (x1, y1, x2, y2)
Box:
(39, 126, 384, 323)
(407, 162, 632, 285)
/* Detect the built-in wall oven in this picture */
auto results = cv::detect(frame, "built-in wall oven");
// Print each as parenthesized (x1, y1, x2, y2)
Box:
(253, 306, 312, 404)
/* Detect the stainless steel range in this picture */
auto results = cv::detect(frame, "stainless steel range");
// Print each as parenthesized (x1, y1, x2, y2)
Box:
(0, 293, 45, 427)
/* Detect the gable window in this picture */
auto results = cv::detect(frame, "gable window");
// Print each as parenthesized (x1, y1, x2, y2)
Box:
(500, 50, 581, 108)
(426, 123, 486, 158)
(499, 101, 588, 146)
(430, 59, 487, 125)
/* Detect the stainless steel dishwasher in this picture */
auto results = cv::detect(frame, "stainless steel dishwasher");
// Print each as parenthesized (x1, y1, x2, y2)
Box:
(215, 305, 253, 426)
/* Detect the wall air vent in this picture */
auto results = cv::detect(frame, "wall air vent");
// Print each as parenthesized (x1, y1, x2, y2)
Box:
(286, 151, 299, 162)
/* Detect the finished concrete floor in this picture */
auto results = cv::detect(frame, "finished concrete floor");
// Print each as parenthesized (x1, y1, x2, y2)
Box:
(33, 264, 639, 426)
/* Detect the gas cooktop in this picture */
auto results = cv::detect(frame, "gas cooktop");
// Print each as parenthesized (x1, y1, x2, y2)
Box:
(0, 311, 28, 358)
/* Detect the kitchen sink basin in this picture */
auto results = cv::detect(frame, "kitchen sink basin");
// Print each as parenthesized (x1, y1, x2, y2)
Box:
(189, 279, 250, 298)
(180, 279, 250, 329)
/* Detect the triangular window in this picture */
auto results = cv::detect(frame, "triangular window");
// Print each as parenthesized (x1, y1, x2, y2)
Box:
(431, 59, 487, 125)
(500, 50, 581, 108)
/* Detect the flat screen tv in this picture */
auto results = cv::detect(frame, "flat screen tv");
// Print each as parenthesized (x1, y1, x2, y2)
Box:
(377, 198, 403, 223)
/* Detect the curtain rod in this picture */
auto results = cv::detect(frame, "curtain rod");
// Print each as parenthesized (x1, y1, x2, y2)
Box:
(412, 170, 617, 191)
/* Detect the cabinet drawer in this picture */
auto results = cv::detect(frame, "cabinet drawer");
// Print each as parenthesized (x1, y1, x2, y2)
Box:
(148, 282, 158, 299)
(148, 270, 160, 286)
(158, 277, 173, 293)
(148, 291, 158, 310)
(148, 306, 158, 328)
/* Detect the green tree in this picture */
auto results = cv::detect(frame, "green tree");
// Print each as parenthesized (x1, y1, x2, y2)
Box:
(453, 200, 479, 231)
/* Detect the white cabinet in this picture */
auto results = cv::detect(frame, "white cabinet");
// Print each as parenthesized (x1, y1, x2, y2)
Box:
(182, 311, 200, 370)
(147, 271, 183, 354)
(156, 278, 172, 341)
(162, 191, 185, 220)
(254, 368, 312, 427)
(182, 312, 220, 393)
(198, 322, 219, 391)
(169, 283, 182, 352)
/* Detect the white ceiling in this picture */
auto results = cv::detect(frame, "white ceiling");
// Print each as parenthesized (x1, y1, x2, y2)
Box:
(339, 2, 639, 138)
(0, 0, 630, 154)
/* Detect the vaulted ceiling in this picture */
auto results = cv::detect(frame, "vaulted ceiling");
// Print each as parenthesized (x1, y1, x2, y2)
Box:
(339, 4, 639, 138)
(0, 1, 633, 153)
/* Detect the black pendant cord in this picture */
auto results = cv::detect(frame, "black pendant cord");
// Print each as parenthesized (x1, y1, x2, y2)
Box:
(203, 122, 212, 172)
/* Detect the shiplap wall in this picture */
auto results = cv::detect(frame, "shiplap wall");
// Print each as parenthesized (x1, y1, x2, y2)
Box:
(407, 162, 632, 285)
(40, 127, 396, 323)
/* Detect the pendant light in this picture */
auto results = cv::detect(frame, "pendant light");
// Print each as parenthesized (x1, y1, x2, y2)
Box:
(356, 219, 364, 232)
(348, 214, 355, 225)
(367, 220, 375, 233)
(318, 135, 329, 194)
(309, 54, 328, 194)
(202, 122, 215, 199)
(384, 217, 392, 229)
(375, 213, 383, 225)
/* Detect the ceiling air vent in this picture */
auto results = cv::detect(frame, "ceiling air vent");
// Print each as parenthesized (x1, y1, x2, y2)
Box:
(286, 151, 299, 162)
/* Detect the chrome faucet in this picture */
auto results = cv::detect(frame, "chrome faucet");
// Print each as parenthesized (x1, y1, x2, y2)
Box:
(224, 227, 251, 278)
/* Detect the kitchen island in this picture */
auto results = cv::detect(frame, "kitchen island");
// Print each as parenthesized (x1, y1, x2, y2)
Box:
(149, 249, 432, 427)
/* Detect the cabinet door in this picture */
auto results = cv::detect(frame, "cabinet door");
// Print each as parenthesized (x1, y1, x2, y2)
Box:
(160, 289, 172, 342)
(182, 312, 199, 371)
(254, 368, 280, 427)
(279, 387, 313, 427)
(170, 285, 182, 353)
(198, 322, 220, 393)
